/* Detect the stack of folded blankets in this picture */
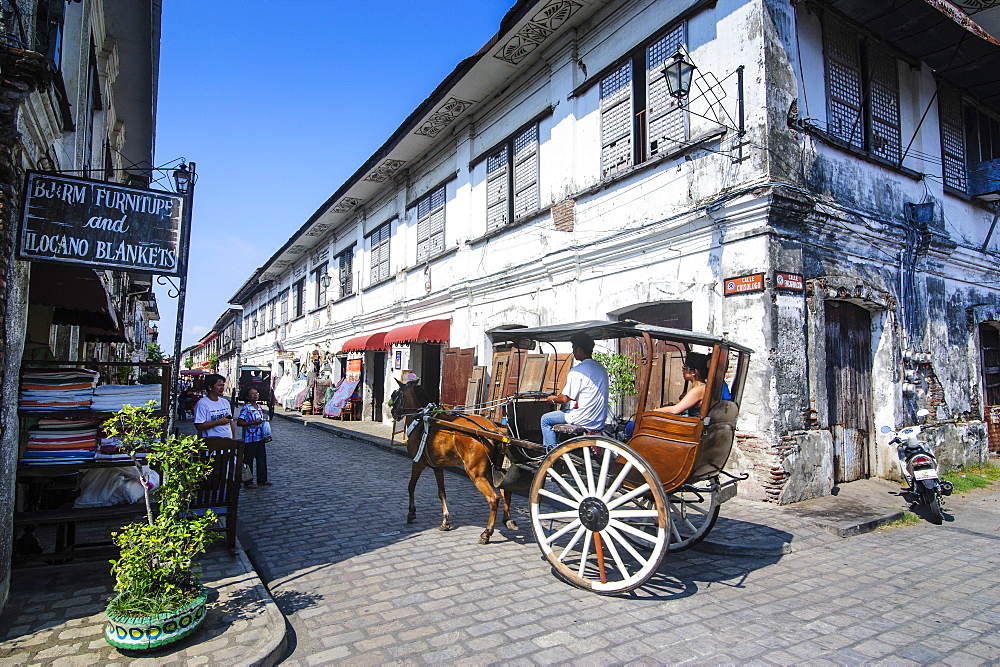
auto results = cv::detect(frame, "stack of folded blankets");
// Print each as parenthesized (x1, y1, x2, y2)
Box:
(20, 417, 100, 465)
(90, 384, 161, 412)
(19, 368, 98, 411)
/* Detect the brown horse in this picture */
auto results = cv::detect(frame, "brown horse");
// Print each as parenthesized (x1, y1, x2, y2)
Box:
(390, 380, 517, 544)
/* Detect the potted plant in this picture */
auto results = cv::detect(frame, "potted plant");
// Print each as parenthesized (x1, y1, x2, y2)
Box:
(102, 402, 217, 651)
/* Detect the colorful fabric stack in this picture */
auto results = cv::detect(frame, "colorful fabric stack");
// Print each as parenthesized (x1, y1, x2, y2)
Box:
(90, 384, 161, 412)
(19, 368, 98, 411)
(20, 417, 100, 465)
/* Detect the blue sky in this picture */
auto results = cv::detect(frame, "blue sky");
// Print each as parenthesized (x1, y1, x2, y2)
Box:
(154, 1, 516, 353)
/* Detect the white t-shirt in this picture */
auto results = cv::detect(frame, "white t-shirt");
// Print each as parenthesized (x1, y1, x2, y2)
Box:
(193, 396, 233, 438)
(561, 358, 610, 431)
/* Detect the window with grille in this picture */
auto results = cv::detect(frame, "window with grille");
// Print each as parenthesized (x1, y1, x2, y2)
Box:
(823, 15, 901, 164)
(337, 247, 354, 298)
(600, 23, 687, 178)
(416, 187, 446, 262)
(292, 279, 305, 319)
(938, 86, 1000, 194)
(486, 123, 540, 232)
(243, 314, 249, 341)
(279, 289, 289, 324)
(312, 262, 328, 309)
(268, 299, 276, 330)
(369, 222, 390, 284)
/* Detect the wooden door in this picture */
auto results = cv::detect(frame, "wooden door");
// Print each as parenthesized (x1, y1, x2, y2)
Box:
(440, 347, 475, 409)
(825, 301, 873, 482)
(980, 324, 1000, 453)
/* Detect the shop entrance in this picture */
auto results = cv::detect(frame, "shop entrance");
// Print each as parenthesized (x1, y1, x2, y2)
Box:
(421, 344, 442, 403)
(825, 301, 873, 482)
(372, 351, 385, 421)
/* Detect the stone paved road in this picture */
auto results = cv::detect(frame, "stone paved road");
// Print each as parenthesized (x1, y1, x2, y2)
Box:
(240, 418, 1000, 665)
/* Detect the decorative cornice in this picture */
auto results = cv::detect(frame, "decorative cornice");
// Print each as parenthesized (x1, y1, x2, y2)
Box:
(332, 197, 364, 213)
(364, 159, 406, 183)
(493, 0, 583, 65)
(413, 97, 475, 138)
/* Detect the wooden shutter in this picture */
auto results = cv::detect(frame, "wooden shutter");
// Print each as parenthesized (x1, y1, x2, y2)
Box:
(939, 85, 967, 191)
(486, 148, 509, 231)
(369, 223, 389, 284)
(824, 16, 864, 150)
(867, 42, 900, 163)
(601, 61, 633, 177)
(512, 124, 539, 218)
(488, 351, 511, 421)
(416, 186, 446, 263)
(517, 354, 548, 392)
(338, 248, 353, 297)
(646, 25, 686, 157)
(440, 347, 475, 409)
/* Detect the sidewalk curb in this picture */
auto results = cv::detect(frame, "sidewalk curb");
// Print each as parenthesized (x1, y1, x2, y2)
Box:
(233, 539, 288, 667)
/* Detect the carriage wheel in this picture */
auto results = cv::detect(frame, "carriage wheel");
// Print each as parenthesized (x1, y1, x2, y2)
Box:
(667, 477, 721, 552)
(529, 436, 669, 595)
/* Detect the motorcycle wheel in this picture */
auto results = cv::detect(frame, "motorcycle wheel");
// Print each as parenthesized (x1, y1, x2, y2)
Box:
(920, 488, 944, 525)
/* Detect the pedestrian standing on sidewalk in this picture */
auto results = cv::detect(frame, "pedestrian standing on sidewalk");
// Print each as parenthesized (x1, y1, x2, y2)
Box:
(237, 388, 270, 488)
(193, 374, 236, 438)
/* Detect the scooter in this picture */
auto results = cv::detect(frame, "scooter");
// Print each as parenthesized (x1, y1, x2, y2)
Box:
(880, 409, 953, 524)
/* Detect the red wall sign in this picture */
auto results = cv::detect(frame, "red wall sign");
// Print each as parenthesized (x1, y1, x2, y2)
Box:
(723, 273, 765, 296)
(774, 272, 805, 292)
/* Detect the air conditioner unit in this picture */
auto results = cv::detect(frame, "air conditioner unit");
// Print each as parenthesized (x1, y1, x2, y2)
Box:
(968, 159, 1000, 201)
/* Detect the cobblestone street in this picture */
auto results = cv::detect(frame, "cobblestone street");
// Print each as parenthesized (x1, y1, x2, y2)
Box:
(241, 417, 1000, 665)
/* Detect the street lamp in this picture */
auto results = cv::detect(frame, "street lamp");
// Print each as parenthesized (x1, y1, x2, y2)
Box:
(320, 273, 332, 291)
(168, 161, 196, 432)
(662, 49, 697, 99)
(173, 163, 192, 193)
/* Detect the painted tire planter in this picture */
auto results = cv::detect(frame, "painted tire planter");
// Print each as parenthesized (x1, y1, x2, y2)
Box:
(104, 587, 210, 651)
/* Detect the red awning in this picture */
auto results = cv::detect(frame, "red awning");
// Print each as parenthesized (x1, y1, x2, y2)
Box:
(340, 331, 389, 353)
(384, 319, 450, 346)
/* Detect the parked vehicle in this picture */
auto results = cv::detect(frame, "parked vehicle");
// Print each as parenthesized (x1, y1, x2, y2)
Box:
(880, 409, 953, 524)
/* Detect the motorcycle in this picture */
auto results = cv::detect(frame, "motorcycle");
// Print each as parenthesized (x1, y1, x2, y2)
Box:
(880, 409, 953, 524)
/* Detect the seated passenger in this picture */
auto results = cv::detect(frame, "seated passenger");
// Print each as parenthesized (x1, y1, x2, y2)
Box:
(655, 351, 710, 418)
(541, 333, 610, 449)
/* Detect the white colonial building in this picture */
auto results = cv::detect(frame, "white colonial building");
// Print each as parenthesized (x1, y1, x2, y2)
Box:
(228, 0, 1000, 504)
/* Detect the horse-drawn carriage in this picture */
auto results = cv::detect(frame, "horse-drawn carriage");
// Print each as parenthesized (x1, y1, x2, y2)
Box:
(391, 320, 753, 594)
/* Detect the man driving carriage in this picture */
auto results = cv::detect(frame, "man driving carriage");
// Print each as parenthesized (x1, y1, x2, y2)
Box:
(540, 332, 610, 449)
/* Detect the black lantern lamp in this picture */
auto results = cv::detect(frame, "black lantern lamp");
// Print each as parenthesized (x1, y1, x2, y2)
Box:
(320, 273, 332, 291)
(662, 49, 697, 99)
(172, 163, 192, 194)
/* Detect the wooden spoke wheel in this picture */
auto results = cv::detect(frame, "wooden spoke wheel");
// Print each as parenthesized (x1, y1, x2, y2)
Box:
(666, 477, 721, 552)
(529, 437, 668, 595)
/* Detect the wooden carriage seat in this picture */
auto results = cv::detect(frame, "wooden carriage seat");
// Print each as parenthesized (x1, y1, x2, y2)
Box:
(626, 412, 704, 493)
(625, 400, 739, 492)
(689, 400, 739, 482)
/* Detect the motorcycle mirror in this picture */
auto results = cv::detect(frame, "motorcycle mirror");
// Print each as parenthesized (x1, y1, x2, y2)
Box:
(916, 408, 930, 418)
(880, 425, 892, 434)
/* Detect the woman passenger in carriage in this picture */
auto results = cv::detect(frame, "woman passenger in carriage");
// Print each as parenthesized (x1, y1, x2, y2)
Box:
(655, 351, 711, 418)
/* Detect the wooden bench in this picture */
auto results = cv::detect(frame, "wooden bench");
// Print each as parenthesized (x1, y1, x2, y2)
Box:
(192, 437, 244, 554)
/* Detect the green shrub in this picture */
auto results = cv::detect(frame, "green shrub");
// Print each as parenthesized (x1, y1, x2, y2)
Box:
(103, 402, 217, 617)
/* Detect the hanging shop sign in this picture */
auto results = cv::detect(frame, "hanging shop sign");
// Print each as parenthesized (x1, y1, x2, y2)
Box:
(17, 172, 186, 275)
(346, 358, 362, 382)
(723, 273, 765, 296)
(774, 271, 805, 292)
